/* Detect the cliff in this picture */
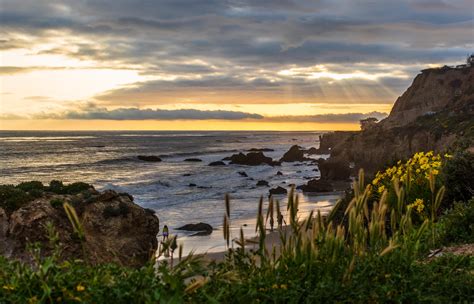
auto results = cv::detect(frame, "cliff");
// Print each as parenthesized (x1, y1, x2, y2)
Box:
(319, 64, 474, 175)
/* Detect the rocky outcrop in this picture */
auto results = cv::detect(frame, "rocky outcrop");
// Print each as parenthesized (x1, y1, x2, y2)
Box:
(209, 161, 226, 166)
(248, 148, 274, 152)
(318, 64, 474, 175)
(269, 186, 287, 195)
(184, 158, 202, 162)
(137, 155, 162, 162)
(176, 222, 213, 235)
(1, 187, 159, 268)
(318, 159, 351, 181)
(229, 152, 280, 166)
(297, 179, 334, 193)
(280, 145, 309, 162)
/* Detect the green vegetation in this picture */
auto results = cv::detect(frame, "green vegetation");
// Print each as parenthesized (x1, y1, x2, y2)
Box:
(49, 198, 65, 209)
(0, 181, 93, 214)
(1, 152, 473, 303)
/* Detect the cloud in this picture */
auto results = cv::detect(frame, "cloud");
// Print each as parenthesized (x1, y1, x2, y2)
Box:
(34, 107, 264, 120)
(1, 0, 473, 114)
(267, 111, 388, 123)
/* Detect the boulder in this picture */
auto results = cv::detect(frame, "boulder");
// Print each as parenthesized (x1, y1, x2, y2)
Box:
(269, 186, 287, 195)
(297, 179, 334, 193)
(176, 222, 213, 235)
(306, 147, 318, 155)
(137, 155, 162, 162)
(318, 159, 351, 180)
(276, 171, 283, 176)
(209, 161, 226, 166)
(238, 171, 248, 177)
(256, 180, 269, 187)
(280, 145, 308, 162)
(184, 158, 202, 162)
(229, 152, 279, 166)
(189, 183, 197, 187)
(1, 188, 159, 267)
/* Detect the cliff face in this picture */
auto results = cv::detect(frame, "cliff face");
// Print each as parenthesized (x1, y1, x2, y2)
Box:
(381, 65, 474, 128)
(319, 65, 474, 174)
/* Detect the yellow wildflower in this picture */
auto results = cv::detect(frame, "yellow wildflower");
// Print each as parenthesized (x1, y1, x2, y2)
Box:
(2, 284, 15, 291)
(76, 284, 85, 292)
(272, 284, 279, 289)
(280, 284, 288, 290)
(378, 185, 385, 193)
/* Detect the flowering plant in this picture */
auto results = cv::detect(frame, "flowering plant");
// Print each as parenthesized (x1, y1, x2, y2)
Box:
(371, 151, 450, 220)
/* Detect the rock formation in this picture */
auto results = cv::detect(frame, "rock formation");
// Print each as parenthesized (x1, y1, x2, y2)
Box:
(0, 186, 159, 268)
(229, 152, 280, 166)
(318, 64, 474, 175)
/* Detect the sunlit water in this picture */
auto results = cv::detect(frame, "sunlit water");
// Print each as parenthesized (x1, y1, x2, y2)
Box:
(0, 131, 340, 255)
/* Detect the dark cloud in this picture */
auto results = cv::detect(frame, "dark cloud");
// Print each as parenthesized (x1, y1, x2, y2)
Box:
(35, 107, 264, 120)
(1, 0, 472, 109)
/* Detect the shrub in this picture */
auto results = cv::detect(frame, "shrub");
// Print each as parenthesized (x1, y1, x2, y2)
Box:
(50, 198, 64, 209)
(64, 182, 92, 195)
(442, 150, 474, 206)
(371, 151, 448, 222)
(48, 180, 65, 194)
(436, 199, 474, 245)
(16, 181, 44, 192)
(0, 185, 32, 214)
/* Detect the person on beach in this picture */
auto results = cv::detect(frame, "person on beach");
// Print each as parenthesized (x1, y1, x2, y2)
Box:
(163, 225, 169, 242)
(277, 213, 283, 229)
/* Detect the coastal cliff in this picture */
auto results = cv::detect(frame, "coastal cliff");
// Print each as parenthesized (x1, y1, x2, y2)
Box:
(319, 64, 474, 174)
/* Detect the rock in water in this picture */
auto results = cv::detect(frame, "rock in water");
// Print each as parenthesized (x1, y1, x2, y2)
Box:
(229, 152, 279, 166)
(238, 171, 248, 177)
(209, 161, 226, 166)
(306, 147, 318, 155)
(269, 186, 287, 195)
(184, 158, 202, 162)
(280, 145, 308, 162)
(1, 188, 159, 267)
(297, 179, 334, 193)
(276, 171, 283, 176)
(176, 222, 213, 235)
(256, 180, 269, 187)
(318, 159, 351, 181)
(137, 155, 162, 162)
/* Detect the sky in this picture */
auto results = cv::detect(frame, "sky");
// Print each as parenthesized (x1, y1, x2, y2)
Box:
(0, 0, 472, 130)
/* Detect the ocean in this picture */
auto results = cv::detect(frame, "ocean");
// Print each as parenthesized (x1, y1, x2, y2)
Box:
(0, 131, 341, 255)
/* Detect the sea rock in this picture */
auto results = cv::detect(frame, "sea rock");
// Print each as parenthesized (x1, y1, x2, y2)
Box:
(276, 171, 283, 176)
(297, 179, 334, 193)
(306, 147, 318, 154)
(184, 158, 202, 162)
(318, 158, 351, 181)
(229, 152, 279, 166)
(238, 171, 248, 177)
(189, 183, 197, 187)
(256, 180, 269, 187)
(269, 186, 287, 195)
(176, 222, 213, 235)
(280, 145, 308, 162)
(209, 161, 226, 166)
(1, 188, 159, 267)
(137, 155, 162, 162)
(248, 148, 275, 152)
